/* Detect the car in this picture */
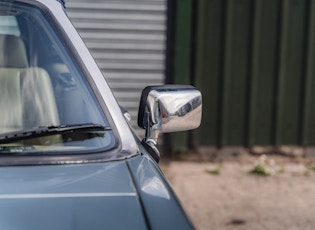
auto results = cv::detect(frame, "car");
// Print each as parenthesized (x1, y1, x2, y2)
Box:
(0, 0, 202, 229)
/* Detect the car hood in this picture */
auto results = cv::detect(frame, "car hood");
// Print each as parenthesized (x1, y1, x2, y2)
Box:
(0, 159, 147, 230)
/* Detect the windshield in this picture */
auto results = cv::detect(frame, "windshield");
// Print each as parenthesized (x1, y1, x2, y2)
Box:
(0, 1, 116, 155)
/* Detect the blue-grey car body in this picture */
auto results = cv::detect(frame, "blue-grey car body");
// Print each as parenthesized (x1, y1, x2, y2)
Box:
(0, 154, 193, 229)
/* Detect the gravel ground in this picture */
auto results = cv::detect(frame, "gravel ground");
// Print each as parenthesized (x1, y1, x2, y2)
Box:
(160, 153, 315, 230)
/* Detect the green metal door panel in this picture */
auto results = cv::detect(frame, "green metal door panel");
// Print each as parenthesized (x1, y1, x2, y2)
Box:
(276, 0, 307, 145)
(172, 0, 193, 152)
(174, 0, 192, 85)
(221, 0, 252, 145)
(182, 0, 314, 148)
(193, 0, 225, 145)
(302, 0, 315, 145)
(248, 0, 281, 145)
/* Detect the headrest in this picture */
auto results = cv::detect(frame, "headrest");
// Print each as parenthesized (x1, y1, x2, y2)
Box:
(0, 34, 28, 68)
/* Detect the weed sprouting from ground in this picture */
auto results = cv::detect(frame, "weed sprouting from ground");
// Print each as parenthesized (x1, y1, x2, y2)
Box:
(205, 165, 223, 175)
(307, 165, 315, 172)
(249, 155, 276, 176)
(250, 164, 270, 176)
(278, 167, 285, 174)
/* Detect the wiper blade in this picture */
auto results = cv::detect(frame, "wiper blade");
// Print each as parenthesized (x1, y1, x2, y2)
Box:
(0, 123, 111, 144)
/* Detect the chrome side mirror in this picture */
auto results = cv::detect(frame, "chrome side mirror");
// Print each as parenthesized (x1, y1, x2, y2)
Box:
(138, 85, 202, 162)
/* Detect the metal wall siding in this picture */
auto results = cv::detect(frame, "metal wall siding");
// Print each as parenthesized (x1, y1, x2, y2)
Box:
(193, 0, 315, 146)
(276, 0, 308, 145)
(249, 0, 280, 145)
(171, 0, 193, 152)
(66, 0, 167, 135)
(302, 0, 315, 145)
(194, 0, 225, 146)
(221, 0, 252, 145)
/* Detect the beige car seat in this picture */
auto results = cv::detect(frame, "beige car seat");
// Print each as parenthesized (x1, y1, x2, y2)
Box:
(0, 34, 59, 138)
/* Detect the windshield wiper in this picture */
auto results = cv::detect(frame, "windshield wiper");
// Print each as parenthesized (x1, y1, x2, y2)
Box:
(0, 123, 111, 144)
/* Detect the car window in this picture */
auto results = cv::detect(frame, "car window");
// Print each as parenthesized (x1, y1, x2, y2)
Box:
(0, 1, 116, 156)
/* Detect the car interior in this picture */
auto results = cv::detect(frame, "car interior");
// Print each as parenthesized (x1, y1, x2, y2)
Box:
(0, 8, 113, 150)
(0, 34, 60, 134)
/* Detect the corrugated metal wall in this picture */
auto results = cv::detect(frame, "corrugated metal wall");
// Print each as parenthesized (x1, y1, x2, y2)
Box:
(192, 0, 315, 146)
(66, 0, 167, 136)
